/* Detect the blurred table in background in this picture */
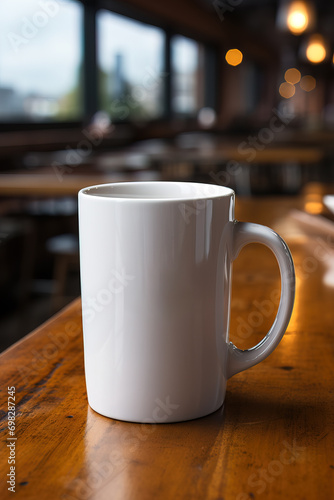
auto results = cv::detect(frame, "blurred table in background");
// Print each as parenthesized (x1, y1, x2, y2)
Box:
(130, 138, 324, 164)
(0, 169, 162, 197)
(0, 137, 326, 197)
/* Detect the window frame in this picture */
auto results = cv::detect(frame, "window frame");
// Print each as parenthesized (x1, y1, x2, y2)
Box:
(0, 0, 219, 132)
(0, 0, 86, 131)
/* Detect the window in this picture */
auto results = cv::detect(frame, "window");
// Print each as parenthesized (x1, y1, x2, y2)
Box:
(0, 1, 217, 127)
(0, 0, 83, 122)
(97, 10, 165, 122)
(171, 35, 205, 116)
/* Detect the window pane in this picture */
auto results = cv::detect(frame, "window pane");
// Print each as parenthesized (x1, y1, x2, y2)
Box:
(171, 35, 204, 116)
(97, 10, 165, 121)
(0, 0, 83, 121)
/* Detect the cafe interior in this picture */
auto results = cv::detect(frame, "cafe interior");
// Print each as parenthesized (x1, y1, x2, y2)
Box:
(1, 1, 334, 499)
(0, 0, 334, 353)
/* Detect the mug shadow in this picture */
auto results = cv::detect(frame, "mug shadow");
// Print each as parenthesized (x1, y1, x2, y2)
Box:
(188, 386, 327, 441)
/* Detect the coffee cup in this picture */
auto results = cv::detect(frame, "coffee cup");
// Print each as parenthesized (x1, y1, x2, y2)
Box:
(79, 182, 295, 423)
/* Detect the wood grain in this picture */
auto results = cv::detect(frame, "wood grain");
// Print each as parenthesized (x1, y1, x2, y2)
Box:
(0, 195, 334, 500)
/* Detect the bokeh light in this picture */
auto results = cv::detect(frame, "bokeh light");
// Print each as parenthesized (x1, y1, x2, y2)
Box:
(285, 68, 301, 84)
(306, 34, 327, 63)
(300, 75, 316, 91)
(279, 82, 296, 99)
(304, 192, 323, 214)
(225, 49, 243, 66)
(198, 107, 216, 128)
(287, 1, 310, 34)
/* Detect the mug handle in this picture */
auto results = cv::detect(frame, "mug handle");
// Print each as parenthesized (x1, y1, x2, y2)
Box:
(227, 221, 295, 379)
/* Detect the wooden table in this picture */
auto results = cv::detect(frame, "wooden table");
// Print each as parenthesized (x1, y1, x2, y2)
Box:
(0, 139, 324, 198)
(138, 143, 324, 165)
(1, 196, 334, 499)
(0, 170, 161, 197)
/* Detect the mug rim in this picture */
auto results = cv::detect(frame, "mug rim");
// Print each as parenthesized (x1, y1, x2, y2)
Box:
(79, 181, 234, 202)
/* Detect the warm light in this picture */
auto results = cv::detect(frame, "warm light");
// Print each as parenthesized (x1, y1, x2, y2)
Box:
(304, 201, 323, 214)
(225, 49, 243, 66)
(284, 68, 301, 84)
(277, 0, 315, 35)
(306, 34, 327, 63)
(287, 1, 309, 34)
(279, 82, 295, 99)
(304, 193, 323, 214)
(300, 75, 316, 91)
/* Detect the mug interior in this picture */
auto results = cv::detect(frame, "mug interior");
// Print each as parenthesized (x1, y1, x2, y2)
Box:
(80, 181, 234, 201)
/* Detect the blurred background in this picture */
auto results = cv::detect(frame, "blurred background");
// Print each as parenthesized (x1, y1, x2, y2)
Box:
(0, 0, 333, 351)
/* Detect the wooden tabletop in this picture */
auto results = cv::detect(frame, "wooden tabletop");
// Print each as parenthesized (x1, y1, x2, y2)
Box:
(137, 143, 324, 165)
(0, 170, 161, 197)
(0, 141, 324, 198)
(1, 195, 334, 499)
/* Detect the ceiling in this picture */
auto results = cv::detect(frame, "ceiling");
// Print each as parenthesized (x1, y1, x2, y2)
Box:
(198, 0, 334, 42)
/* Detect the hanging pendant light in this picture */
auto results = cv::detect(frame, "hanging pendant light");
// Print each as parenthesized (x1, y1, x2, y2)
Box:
(301, 34, 329, 64)
(277, 0, 316, 35)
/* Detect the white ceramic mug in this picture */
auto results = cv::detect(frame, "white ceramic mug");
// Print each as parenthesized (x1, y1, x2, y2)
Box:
(79, 182, 295, 423)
